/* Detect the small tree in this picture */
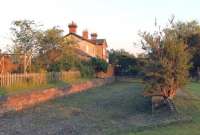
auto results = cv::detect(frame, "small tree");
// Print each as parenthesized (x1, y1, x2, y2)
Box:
(10, 20, 41, 73)
(10, 20, 40, 54)
(141, 22, 191, 99)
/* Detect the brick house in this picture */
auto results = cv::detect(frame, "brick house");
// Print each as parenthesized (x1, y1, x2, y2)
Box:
(64, 22, 108, 61)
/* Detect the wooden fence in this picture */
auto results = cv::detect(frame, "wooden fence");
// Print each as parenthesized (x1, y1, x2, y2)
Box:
(0, 71, 81, 87)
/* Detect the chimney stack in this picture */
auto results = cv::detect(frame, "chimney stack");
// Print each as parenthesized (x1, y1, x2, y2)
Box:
(68, 21, 77, 33)
(82, 30, 88, 40)
(91, 33, 97, 41)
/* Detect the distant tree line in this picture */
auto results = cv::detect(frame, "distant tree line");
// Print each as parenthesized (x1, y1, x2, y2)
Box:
(108, 49, 146, 76)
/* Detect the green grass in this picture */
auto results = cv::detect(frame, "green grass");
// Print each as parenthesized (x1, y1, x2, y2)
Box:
(1, 80, 200, 135)
(185, 81, 200, 97)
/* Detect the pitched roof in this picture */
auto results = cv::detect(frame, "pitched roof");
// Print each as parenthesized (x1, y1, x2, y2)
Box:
(95, 39, 106, 45)
(64, 33, 106, 46)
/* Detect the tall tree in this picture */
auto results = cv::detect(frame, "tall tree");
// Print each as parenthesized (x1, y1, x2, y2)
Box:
(34, 27, 78, 72)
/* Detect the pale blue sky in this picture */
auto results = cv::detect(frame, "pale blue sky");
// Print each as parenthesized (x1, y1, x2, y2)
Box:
(0, 0, 199, 55)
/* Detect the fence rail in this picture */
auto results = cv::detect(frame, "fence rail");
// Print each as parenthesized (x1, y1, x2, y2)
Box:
(0, 71, 81, 87)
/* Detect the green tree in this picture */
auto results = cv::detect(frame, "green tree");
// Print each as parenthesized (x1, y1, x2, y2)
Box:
(166, 20, 200, 79)
(187, 34, 200, 79)
(109, 49, 143, 76)
(35, 27, 79, 72)
(109, 49, 132, 65)
(10, 20, 40, 54)
(37, 27, 64, 54)
(141, 22, 191, 99)
(10, 20, 41, 72)
(35, 27, 64, 71)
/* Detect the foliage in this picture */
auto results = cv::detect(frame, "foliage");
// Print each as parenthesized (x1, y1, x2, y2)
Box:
(47, 62, 62, 72)
(78, 61, 95, 78)
(10, 20, 40, 54)
(37, 27, 64, 53)
(35, 27, 64, 71)
(9, 20, 42, 73)
(90, 57, 108, 73)
(109, 49, 132, 65)
(31, 27, 80, 72)
(141, 21, 191, 98)
(167, 21, 200, 79)
(109, 49, 144, 76)
(46, 60, 75, 72)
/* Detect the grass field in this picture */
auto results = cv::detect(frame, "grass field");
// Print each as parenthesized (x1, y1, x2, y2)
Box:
(0, 80, 200, 135)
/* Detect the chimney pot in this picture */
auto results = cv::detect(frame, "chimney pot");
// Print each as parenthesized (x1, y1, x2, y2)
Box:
(82, 30, 88, 40)
(91, 33, 98, 40)
(68, 21, 77, 33)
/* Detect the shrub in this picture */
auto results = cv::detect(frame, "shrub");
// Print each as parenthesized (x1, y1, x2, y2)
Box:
(109, 49, 143, 76)
(47, 62, 61, 72)
(78, 61, 95, 78)
(90, 57, 108, 73)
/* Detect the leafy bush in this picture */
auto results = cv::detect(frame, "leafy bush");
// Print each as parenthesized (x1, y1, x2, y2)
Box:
(46, 60, 74, 72)
(90, 57, 108, 73)
(109, 49, 144, 76)
(47, 62, 62, 72)
(62, 62, 71, 71)
(78, 61, 95, 78)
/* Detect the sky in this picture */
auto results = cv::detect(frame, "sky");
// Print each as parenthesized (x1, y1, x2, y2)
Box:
(0, 0, 200, 55)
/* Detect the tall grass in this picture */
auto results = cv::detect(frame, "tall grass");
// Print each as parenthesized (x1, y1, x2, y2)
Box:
(0, 71, 88, 96)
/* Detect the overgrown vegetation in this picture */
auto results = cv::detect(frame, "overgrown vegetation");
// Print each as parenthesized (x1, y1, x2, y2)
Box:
(90, 57, 108, 73)
(78, 61, 95, 78)
(109, 49, 145, 76)
(169, 21, 200, 80)
(141, 18, 191, 99)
